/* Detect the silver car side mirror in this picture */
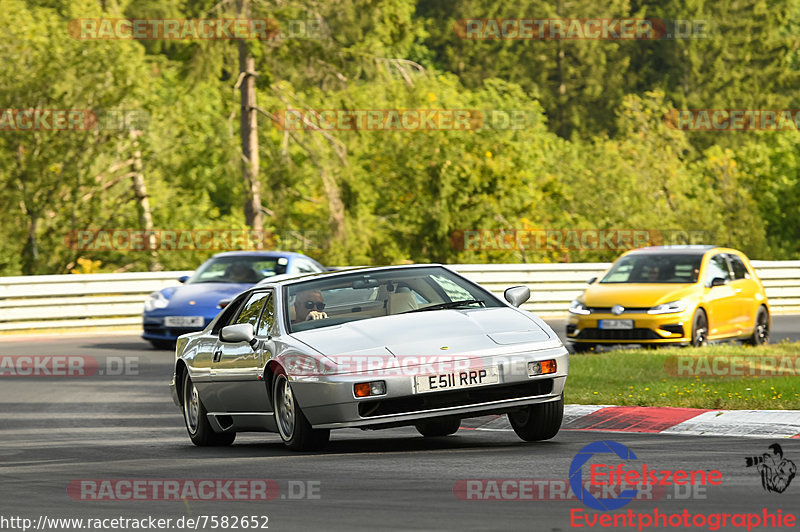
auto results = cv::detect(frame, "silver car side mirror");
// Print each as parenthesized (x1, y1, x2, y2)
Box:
(220, 323, 257, 348)
(504, 286, 531, 308)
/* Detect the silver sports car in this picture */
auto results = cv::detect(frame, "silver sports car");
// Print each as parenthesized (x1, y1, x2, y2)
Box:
(169, 264, 569, 451)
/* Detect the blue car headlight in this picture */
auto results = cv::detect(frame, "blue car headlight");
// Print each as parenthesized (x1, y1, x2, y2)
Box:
(144, 291, 170, 312)
(647, 300, 687, 315)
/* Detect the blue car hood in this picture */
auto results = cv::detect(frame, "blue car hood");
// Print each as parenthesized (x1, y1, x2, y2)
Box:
(164, 283, 251, 315)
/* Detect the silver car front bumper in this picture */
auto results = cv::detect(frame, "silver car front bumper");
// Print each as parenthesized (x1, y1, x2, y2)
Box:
(293, 346, 568, 429)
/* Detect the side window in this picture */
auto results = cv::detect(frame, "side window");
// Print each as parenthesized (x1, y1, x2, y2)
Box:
(728, 254, 749, 280)
(211, 293, 249, 335)
(234, 292, 270, 328)
(255, 293, 275, 336)
(704, 254, 731, 286)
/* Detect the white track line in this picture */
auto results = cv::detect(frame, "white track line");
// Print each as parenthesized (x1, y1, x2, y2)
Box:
(662, 410, 800, 438)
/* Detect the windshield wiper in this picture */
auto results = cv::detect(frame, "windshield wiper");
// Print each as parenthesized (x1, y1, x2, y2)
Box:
(401, 299, 485, 314)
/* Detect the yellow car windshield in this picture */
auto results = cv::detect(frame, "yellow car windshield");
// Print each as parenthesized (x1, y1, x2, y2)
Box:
(601, 254, 702, 284)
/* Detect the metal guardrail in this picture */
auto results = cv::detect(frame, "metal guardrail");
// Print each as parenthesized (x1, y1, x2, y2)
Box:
(0, 261, 798, 332)
(0, 271, 193, 332)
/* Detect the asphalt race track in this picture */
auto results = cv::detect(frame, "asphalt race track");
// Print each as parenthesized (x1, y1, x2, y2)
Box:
(1, 324, 799, 531)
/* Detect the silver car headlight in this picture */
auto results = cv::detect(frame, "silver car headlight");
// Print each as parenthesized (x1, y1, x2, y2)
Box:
(144, 291, 170, 312)
(647, 300, 687, 314)
(569, 299, 591, 315)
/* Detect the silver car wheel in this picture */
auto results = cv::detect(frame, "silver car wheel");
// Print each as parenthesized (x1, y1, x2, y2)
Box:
(184, 378, 200, 435)
(276, 376, 296, 440)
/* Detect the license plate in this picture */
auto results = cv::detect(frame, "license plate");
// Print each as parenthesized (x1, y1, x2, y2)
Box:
(599, 319, 634, 330)
(415, 366, 500, 394)
(164, 316, 204, 327)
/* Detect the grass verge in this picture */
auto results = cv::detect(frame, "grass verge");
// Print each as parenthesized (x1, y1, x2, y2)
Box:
(567, 341, 800, 409)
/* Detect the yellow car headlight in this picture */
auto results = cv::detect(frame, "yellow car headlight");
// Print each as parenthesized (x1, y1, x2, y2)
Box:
(647, 300, 687, 315)
(569, 299, 591, 315)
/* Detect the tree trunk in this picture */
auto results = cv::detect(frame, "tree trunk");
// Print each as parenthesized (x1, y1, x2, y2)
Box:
(130, 129, 162, 271)
(318, 167, 346, 243)
(238, 0, 263, 233)
(21, 212, 39, 275)
(555, 0, 567, 138)
(17, 144, 39, 275)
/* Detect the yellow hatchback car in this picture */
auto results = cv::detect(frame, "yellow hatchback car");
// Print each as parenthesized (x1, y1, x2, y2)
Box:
(566, 246, 770, 351)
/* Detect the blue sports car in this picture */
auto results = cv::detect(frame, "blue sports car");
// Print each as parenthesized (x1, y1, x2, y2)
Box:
(143, 251, 324, 348)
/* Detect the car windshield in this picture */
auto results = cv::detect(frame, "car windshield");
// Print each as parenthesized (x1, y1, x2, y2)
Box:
(285, 266, 502, 333)
(600, 253, 702, 284)
(188, 255, 287, 284)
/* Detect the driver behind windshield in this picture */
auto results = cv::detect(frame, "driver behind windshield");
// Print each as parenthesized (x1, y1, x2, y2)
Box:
(644, 265, 660, 282)
(293, 289, 327, 322)
(225, 264, 259, 283)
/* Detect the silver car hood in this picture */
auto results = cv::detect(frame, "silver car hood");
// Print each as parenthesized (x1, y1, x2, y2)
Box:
(291, 307, 554, 364)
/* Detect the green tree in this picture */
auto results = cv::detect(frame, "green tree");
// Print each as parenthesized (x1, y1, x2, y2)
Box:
(0, 0, 154, 274)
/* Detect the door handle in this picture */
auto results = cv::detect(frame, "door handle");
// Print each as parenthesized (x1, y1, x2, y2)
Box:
(213, 349, 222, 362)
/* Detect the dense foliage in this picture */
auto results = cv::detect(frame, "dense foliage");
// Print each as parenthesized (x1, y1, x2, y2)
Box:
(2, 0, 799, 274)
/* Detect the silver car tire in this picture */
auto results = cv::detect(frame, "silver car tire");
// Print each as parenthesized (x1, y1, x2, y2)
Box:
(415, 417, 461, 437)
(507, 396, 564, 442)
(182, 372, 236, 446)
(272, 370, 330, 451)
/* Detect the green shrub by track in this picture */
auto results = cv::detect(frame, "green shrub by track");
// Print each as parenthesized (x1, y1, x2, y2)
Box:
(567, 341, 800, 409)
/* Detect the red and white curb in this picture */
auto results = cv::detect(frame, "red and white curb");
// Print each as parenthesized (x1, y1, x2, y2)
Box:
(462, 405, 800, 438)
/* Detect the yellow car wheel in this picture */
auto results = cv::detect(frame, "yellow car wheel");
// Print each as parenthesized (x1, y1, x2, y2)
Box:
(744, 307, 769, 346)
(690, 309, 708, 347)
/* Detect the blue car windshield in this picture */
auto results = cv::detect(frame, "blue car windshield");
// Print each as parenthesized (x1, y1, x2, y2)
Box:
(601, 254, 702, 284)
(188, 256, 287, 284)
